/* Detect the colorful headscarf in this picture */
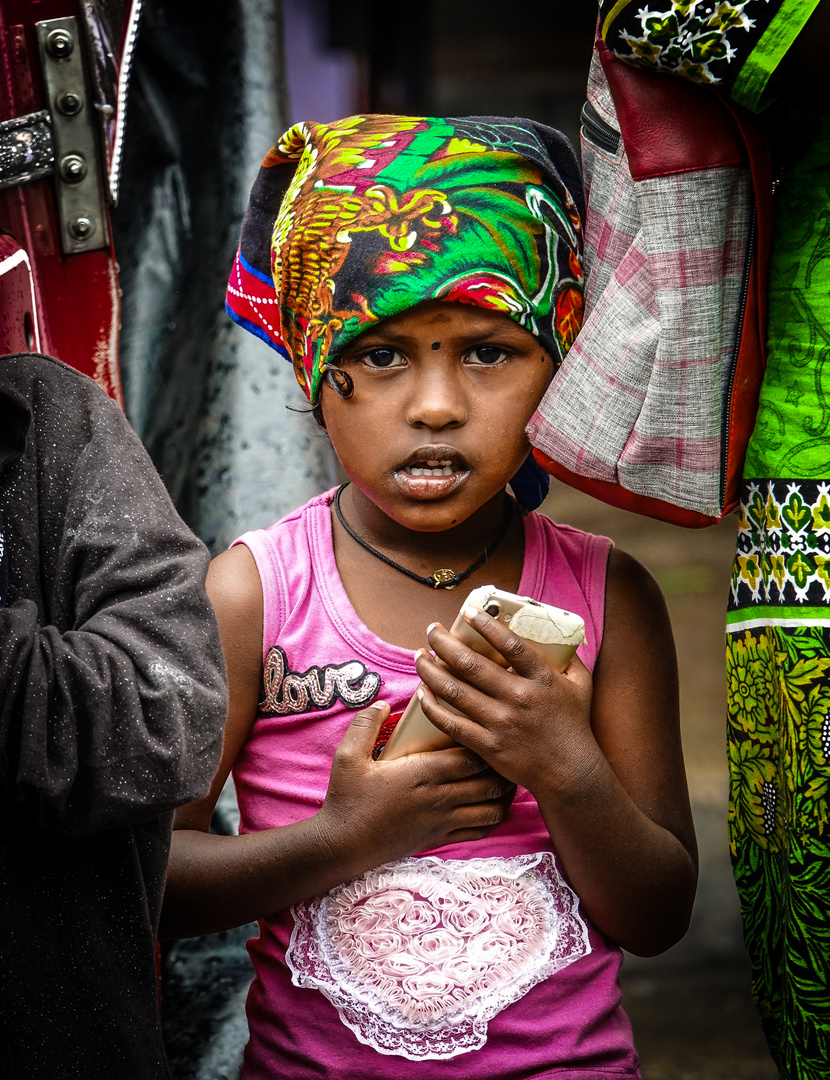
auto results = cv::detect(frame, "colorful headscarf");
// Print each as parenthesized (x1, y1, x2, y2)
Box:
(226, 114, 585, 405)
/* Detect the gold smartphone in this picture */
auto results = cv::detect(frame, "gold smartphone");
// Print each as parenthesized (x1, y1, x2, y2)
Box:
(379, 585, 586, 760)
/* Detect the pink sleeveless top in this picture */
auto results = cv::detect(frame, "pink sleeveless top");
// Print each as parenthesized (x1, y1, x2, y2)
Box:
(232, 489, 640, 1079)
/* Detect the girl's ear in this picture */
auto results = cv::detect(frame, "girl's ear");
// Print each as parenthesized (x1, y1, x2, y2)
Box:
(322, 365, 355, 400)
(314, 361, 355, 430)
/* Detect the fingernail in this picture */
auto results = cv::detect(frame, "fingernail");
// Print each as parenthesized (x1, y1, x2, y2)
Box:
(416, 688, 424, 700)
(414, 648, 426, 661)
(464, 606, 479, 620)
(426, 622, 438, 635)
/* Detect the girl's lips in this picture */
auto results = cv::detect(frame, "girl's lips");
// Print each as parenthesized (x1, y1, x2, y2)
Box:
(394, 452, 470, 496)
(394, 468, 469, 497)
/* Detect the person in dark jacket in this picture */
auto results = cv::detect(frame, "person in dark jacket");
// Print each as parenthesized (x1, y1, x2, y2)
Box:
(0, 351, 227, 1078)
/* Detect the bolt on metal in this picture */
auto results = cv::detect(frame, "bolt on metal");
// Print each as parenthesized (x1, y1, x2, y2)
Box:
(59, 154, 88, 183)
(56, 91, 84, 116)
(45, 29, 74, 59)
(68, 214, 95, 240)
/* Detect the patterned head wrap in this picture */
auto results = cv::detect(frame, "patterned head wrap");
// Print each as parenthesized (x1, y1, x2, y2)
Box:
(226, 114, 585, 405)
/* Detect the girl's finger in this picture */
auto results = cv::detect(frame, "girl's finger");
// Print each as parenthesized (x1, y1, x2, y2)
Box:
(449, 605, 553, 678)
(444, 785, 517, 835)
(444, 800, 512, 838)
(416, 654, 483, 718)
(437, 769, 516, 806)
(399, 744, 492, 783)
(415, 642, 510, 726)
(415, 679, 493, 754)
(336, 701, 390, 756)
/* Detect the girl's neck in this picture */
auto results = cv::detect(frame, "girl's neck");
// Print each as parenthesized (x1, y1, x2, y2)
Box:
(339, 483, 513, 568)
(331, 484, 528, 651)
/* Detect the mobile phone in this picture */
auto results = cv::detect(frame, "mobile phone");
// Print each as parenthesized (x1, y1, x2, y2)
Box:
(378, 585, 586, 760)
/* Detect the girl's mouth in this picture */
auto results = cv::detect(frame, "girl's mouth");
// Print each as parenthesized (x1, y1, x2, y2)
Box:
(395, 449, 470, 496)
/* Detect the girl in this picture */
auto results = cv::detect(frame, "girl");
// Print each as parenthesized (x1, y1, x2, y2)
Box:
(162, 115, 697, 1079)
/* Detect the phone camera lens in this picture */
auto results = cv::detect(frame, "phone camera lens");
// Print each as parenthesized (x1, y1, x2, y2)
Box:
(484, 603, 501, 618)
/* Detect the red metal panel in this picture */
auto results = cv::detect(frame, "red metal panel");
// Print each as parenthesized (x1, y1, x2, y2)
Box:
(0, 1, 122, 403)
(0, 233, 41, 353)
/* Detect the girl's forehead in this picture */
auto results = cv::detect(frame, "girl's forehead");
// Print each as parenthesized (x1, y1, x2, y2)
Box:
(349, 300, 540, 345)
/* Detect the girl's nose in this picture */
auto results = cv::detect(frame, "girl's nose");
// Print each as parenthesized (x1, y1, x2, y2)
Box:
(405, 369, 468, 430)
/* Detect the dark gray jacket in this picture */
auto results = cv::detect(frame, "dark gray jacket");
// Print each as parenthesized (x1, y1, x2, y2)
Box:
(0, 353, 226, 1078)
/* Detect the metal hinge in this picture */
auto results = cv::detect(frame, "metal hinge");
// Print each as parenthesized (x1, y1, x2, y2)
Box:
(35, 16, 109, 254)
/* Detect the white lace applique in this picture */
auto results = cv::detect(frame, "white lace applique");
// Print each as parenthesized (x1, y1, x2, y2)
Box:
(286, 851, 591, 1060)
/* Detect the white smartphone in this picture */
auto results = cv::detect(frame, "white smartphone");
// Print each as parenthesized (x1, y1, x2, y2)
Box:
(378, 585, 586, 760)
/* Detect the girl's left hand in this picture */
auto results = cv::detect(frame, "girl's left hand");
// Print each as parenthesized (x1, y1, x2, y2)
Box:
(416, 554, 698, 960)
(415, 607, 602, 798)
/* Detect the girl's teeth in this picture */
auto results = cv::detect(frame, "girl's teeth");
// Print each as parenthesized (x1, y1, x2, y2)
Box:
(409, 463, 454, 477)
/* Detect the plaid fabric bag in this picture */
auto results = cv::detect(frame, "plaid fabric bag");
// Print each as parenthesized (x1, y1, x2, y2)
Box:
(528, 37, 772, 527)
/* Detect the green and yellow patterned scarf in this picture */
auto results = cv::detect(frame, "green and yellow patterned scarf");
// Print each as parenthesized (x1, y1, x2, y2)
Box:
(226, 114, 585, 403)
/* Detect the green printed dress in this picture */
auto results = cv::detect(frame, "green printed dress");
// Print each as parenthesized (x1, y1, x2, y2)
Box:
(599, 2, 828, 1076)
(728, 109, 830, 1077)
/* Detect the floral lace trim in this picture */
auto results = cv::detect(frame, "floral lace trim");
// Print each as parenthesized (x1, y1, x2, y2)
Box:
(286, 852, 590, 1060)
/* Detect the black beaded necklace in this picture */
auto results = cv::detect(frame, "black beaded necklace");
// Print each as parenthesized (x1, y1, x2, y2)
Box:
(333, 483, 514, 590)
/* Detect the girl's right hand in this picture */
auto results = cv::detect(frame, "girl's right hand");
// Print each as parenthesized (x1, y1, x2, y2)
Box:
(162, 544, 514, 941)
(312, 701, 515, 875)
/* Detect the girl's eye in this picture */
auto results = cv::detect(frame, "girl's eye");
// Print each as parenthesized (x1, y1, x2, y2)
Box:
(467, 345, 508, 365)
(358, 347, 406, 369)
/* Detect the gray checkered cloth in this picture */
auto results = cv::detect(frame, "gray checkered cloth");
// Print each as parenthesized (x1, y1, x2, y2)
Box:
(529, 50, 753, 519)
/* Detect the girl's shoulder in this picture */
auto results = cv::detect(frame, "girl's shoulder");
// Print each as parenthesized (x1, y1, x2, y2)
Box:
(521, 511, 615, 673)
(524, 510, 613, 592)
(229, 488, 339, 652)
(233, 487, 337, 547)
(526, 508, 613, 555)
(232, 487, 337, 574)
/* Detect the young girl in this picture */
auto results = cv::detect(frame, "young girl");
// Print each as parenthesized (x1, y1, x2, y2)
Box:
(162, 115, 697, 1079)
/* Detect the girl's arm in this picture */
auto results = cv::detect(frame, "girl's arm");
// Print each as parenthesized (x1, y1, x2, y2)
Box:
(414, 547, 698, 957)
(160, 544, 515, 940)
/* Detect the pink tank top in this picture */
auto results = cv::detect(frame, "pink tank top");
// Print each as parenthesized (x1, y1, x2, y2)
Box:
(233, 489, 640, 1079)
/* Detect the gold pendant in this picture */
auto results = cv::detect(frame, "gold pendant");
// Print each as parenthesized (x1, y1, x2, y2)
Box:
(432, 568, 458, 588)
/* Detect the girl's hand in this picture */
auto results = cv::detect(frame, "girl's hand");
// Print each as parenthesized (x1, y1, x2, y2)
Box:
(414, 608, 601, 798)
(312, 701, 517, 876)
(415, 553, 697, 959)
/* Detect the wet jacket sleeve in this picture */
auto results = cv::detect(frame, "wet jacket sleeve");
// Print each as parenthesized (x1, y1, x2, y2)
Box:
(598, 0, 820, 111)
(0, 390, 227, 838)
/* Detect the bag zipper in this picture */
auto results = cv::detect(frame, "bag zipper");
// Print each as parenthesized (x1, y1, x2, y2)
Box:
(719, 200, 756, 509)
(580, 101, 620, 155)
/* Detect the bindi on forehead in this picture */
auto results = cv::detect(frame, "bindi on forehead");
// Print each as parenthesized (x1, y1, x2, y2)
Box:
(431, 341, 441, 351)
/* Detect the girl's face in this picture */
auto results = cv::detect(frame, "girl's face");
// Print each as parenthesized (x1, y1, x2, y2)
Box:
(320, 300, 553, 533)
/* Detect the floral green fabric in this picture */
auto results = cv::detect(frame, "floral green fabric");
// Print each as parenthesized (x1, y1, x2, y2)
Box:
(599, 0, 819, 111)
(744, 109, 830, 480)
(730, 481, 830, 619)
(727, 108, 830, 1067)
(727, 524, 830, 1074)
